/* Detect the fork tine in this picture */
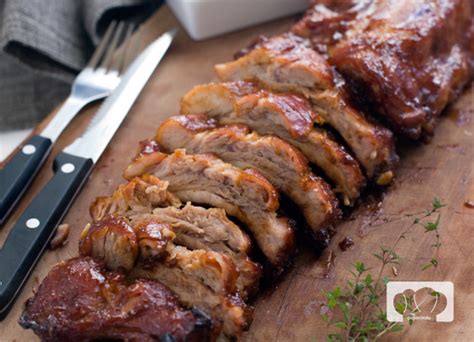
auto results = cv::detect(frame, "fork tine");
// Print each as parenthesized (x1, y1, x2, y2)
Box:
(87, 21, 117, 69)
(119, 23, 138, 73)
(109, 23, 135, 74)
(122, 25, 143, 73)
(100, 21, 126, 71)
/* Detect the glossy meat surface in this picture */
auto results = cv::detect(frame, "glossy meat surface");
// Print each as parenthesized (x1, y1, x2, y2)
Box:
(90, 175, 261, 299)
(19, 257, 213, 342)
(293, 0, 474, 138)
(180, 81, 365, 204)
(215, 33, 398, 181)
(156, 114, 340, 235)
(79, 215, 139, 272)
(79, 216, 250, 338)
(124, 148, 295, 268)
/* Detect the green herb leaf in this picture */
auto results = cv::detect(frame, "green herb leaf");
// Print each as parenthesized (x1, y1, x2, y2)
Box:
(424, 222, 438, 231)
(355, 261, 365, 274)
(432, 197, 445, 209)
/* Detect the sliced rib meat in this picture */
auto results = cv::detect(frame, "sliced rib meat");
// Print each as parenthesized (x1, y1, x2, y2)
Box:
(80, 216, 249, 338)
(19, 257, 214, 342)
(135, 208, 261, 299)
(214, 33, 398, 183)
(156, 114, 340, 234)
(90, 173, 181, 220)
(131, 264, 250, 339)
(79, 215, 139, 272)
(90, 175, 261, 298)
(180, 81, 365, 204)
(81, 215, 239, 296)
(123, 149, 295, 268)
(293, 0, 474, 138)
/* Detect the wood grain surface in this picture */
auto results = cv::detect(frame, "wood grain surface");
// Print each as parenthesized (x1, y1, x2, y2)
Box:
(1, 6, 473, 341)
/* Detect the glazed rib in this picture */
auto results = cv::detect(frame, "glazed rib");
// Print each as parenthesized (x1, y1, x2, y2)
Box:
(80, 215, 249, 338)
(136, 208, 261, 299)
(79, 215, 139, 272)
(156, 114, 340, 234)
(19, 257, 214, 342)
(214, 33, 398, 182)
(180, 81, 365, 204)
(131, 264, 250, 339)
(90, 175, 261, 298)
(124, 149, 295, 268)
(81, 216, 239, 294)
(293, 0, 474, 138)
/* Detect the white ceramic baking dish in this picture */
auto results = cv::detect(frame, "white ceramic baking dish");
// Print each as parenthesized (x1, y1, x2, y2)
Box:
(166, 0, 310, 40)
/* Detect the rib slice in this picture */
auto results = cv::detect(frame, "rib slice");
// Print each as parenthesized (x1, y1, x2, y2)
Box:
(80, 216, 249, 338)
(81, 215, 239, 295)
(90, 173, 182, 220)
(137, 208, 261, 299)
(131, 264, 250, 339)
(90, 175, 261, 298)
(19, 257, 215, 342)
(180, 81, 365, 204)
(293, 0, 474, 138)
(214, 33, 398, 182)
(79, 215, 139, 272)
(156, 114, 340, 234)
(123, 149, 295, 268)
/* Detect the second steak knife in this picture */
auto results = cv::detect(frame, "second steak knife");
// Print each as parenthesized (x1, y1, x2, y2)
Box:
(0, 28, 176, 319)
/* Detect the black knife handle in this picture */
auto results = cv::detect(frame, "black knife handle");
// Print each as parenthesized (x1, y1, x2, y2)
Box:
(0, 135, 53, 226)
(0, 152, 93, 320)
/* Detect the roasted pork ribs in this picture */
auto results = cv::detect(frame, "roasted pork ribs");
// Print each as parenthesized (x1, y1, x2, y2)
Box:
(21, 1, 472, 340)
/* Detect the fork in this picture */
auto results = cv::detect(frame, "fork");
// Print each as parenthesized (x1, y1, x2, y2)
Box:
(0, 21, 135, 226)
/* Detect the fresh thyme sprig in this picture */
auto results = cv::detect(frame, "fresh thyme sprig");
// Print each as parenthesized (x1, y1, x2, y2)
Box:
(321, 197, 446, 341)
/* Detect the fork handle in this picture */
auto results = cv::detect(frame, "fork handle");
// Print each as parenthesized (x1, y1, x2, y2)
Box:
(0, 135, 52, 226)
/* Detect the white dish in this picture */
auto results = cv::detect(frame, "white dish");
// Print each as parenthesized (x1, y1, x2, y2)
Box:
(166, 0, 309, 40)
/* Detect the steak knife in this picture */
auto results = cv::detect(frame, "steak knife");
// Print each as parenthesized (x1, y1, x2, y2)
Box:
(0, 28, 177, 319)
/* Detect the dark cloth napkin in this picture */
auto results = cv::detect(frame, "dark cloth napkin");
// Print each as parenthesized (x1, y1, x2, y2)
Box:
(0, 0, 161, 131)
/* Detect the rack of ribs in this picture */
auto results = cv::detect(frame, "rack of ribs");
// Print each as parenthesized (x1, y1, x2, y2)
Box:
(20, 1, 473, 341)
(214, 33, 399, 182)
(124, 147, 295, 269)
(180, 81, 366, 203)
(293, 0, 473, 138)
(156, 114, 340, 237)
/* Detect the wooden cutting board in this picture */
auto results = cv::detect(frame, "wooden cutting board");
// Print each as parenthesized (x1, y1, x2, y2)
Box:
(1, 6, 473, 341)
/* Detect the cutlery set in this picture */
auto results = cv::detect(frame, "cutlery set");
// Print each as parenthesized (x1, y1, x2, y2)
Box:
(0, 21, 176, 319)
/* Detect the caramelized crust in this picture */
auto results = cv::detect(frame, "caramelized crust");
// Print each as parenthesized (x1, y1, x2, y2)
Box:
(81, 216, 239, 296)
(131, 264, 251, 339)
(293, 0, 474, 138)
(214, 33, 398, 181)
(156, 114, 340, 234)
(181, 81, 365, 203)
(124, 149, 295, 268)
(19, 257, 214, 342)
(133, 218, 177, 261)
(79, 215, 138, 272)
